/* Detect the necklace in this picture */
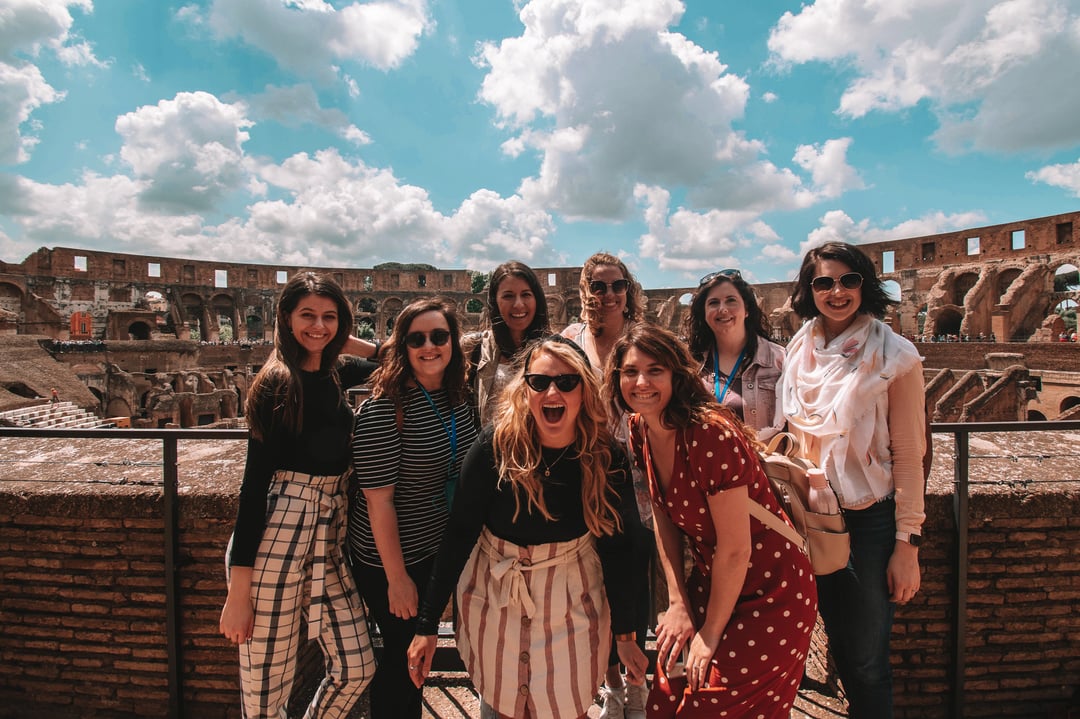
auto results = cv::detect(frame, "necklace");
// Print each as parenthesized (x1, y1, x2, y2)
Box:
(539, 444, 574, 477)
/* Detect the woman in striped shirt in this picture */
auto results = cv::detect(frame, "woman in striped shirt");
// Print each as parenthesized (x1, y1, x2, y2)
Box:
(348, 297, 479, 719)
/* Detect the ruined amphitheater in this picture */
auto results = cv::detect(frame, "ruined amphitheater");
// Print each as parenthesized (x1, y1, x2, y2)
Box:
(0, 210, 1078, 427)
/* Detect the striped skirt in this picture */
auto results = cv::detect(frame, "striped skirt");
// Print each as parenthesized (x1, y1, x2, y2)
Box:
(455, 528, 610, 719)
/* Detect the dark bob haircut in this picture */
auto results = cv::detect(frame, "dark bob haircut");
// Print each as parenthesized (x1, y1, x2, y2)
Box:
(790, 241, 895, 320)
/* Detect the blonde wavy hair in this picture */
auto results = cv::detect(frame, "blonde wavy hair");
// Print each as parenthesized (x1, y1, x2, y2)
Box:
(577, 252, 646, 334)
(491, 336, 622, 537)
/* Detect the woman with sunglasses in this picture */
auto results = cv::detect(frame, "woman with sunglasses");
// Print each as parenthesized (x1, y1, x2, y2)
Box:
(220, 272, 380, 717)
(406, 336, 647, 719)
(778, 242, 927, 719)
(562, 253, 652, 719)
(465, 260, 551, 425)
(685, 268, 786, 442)
(347, 298, 479, 719)
(606, 323, 816, 719)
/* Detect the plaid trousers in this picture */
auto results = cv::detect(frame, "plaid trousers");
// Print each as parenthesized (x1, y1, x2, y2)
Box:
(234, 470, 376, 719)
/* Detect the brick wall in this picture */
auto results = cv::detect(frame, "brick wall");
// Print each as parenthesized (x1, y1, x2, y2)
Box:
(1, 437, 1079, 718)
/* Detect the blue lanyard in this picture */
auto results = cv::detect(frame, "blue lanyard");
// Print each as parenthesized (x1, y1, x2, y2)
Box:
(417, 385, 458, 505)
(713, 345, 747, 404)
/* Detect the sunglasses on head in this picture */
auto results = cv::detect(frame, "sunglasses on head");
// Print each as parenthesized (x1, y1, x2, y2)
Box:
(588, 279, 630, 295)
(404, 328, 452, 349)
(698, 268, 742, 286)
(524, 373, 583, 393)
(811, 272, 864, 293)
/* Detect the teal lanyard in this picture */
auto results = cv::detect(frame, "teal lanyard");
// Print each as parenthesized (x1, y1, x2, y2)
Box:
(417, 385, 458, 506)
(713, 345, 747, 404)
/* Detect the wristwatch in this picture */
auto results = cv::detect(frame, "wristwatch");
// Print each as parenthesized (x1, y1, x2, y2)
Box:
(896, 531, 922, 547)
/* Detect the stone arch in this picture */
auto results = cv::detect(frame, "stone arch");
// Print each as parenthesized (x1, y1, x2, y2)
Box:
(357, 297, 377, 314)
(181, 292, 205, 340)
(1061, 395, 1080, 413)
(916, 303, 928, 337)
(127, 321, 152, 340)
(0, 281, 22, 315)
(210, 293, 237, 342)
(882, 279, 901, 303)
(565, 298, 582, 324)
(106, 398, 132, 418)
(953, 272, 979, 306)
(933, 307, 963, 337)
(356, 317, 375, 339)
(245, 313, 263, 340)
(1027, 409, 1047, 421)
(382, 297, 404, 336)
(996, 268, 1024, 301)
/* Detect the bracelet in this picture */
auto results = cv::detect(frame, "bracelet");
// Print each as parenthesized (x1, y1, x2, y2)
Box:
(614, 632, 636, 642)
(371, 339, 382, 359)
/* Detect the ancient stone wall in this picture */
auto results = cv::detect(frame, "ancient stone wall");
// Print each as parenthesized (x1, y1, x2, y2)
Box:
(1, 432, 1078, 718)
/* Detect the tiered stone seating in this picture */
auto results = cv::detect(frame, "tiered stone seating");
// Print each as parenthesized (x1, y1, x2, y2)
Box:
(0, 401, 113, 429)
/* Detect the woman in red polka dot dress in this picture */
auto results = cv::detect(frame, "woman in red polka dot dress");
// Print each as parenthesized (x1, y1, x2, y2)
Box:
(605, 324, 817, 718)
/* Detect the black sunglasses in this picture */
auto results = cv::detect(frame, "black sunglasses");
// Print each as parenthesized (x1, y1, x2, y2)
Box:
(811, 272, 864, 293)
(404, 328, 452, 349)
(588, 279, 630, 295)
(524, 373, 583, 393)
(698, 268, 742, 286)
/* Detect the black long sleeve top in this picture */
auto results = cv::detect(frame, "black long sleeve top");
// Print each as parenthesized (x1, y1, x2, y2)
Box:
(229, 357, 376, 567)
(415, 424, 642, 635)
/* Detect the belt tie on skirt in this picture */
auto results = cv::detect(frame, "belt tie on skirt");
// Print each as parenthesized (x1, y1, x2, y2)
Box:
(480, 529, 590, 619)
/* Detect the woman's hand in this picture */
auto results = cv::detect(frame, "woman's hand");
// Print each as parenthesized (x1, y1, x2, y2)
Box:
(654, 602, 695, 674)
(388, 575, 418, 619)
(616, 638, 649, 685)
(685, 629, 720, 691)
(406, 634, 437, 688)
(219, 566, 255, 644)
(888, 539, 921, 604)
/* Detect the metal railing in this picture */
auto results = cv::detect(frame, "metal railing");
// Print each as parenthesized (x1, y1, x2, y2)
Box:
(3, 420, 1080, 718)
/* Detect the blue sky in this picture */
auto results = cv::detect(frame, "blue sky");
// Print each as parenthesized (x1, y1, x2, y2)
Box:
(2, 0, 1079, 289)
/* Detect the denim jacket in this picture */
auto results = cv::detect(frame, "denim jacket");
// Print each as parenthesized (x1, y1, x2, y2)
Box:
(700, 338, 786, 442)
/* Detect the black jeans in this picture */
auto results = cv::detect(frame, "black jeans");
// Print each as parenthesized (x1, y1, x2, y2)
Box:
(352, 555, 436, 719)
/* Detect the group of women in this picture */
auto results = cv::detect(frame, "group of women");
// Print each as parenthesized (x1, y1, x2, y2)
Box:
(220, 241, 927, 719)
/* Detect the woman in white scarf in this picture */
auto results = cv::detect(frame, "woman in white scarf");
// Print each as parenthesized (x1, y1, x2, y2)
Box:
(777, 242, 927, 719)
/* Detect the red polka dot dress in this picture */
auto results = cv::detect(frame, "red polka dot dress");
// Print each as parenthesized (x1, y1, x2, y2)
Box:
(633, 412, 817, 718)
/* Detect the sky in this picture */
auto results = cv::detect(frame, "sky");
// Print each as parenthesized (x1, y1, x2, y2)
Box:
(1, 0, 1079, 290)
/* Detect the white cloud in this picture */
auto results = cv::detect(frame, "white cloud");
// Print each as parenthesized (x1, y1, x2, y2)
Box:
(1026, 158, 1080, 197)
(801, 209, 990, 256)
(768, 0, 1080, 153)
(762, 91, 778, 103)
(207, 0, 433, 85)
(242, 84, 372, 145)
(115, 91, 253, 212)
(792, 138, 865, 199)
(477, 0, 851, 227)
(0, 0, 103, 164)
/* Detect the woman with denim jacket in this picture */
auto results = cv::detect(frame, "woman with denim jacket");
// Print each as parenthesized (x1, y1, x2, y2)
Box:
(684, 269, 785, 442)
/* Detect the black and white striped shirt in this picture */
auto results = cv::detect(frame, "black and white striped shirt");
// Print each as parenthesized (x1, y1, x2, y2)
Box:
(348, 386, 478, 567)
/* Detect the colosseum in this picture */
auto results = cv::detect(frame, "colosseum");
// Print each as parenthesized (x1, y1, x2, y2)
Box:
(0, 209, 1077, 427)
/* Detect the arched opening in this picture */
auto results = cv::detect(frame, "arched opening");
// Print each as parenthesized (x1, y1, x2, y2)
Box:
(127, 322, 152, 340)
(997, 268, 1023, 301)
(933, 308, 963, 337)
(356, 317, 375, 339)
(882, 280, 901, 303)
(565, 299, 582, 324)
(678, 292, 694, 306)
(953, 272, 979, 306)
(1053, 298, 1077, 337)
(916, 304, 928, 336)
(466, 299, 483, 314)
(0, 282, 22, 315)
(1027, 409, 1047, 421)
(1054, 263, 1079, 293)
(246, 314, 263, 340)
(3, 382, 36, 399)
(357, 297, 377, 314)
(1061, 396, 1080, 413)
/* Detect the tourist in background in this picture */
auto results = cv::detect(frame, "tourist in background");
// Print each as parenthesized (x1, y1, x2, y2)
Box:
(778, 241, 927, 719)
(220, 272, 380, 718)
(465, 260, 551, 425)
(562, 252, 652, 718)
(348, 297, 479, 719)
(684, 268, 786, 442)
(406, 335, 647, 719)
(607, 323, 817, 719)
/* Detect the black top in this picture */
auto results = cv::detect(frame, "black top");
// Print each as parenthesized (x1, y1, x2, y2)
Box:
(416, 425, 642, 635)
(348, 386, 479, 567)
(229, 357, 376, 567)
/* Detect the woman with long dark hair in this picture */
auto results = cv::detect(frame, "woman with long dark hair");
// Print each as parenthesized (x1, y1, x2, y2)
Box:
(220, 272, 379, 718)
(348, 297, 479, 718)
(778, 242, 927, 719)
(606, 324, 816, 719)
(466, 260, 550, 425)
(684, 268, 786, 441)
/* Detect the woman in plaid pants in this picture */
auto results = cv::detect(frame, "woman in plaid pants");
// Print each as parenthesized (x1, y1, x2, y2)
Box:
(220, 272, 380, 718)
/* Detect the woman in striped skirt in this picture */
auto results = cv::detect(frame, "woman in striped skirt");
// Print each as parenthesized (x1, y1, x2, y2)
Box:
(406, 335, 648, 719)
(348, 297, 479, 719)
(220, 272, 379, 718)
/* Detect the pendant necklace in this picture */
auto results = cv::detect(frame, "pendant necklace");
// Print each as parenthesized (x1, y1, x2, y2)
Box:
(540, 444, 574, 477)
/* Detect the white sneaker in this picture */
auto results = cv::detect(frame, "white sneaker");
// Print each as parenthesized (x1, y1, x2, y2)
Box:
(597, 683, 626, 719)
(624, 682, 647, 719)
